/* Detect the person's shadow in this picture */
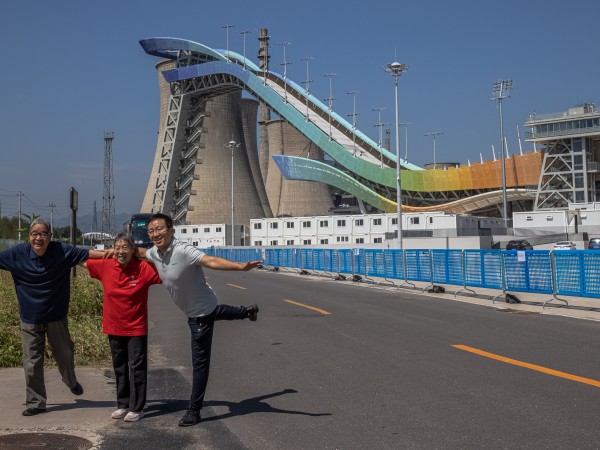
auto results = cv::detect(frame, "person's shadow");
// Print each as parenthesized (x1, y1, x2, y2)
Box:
(202, 388, 331, 422)
(144, 389, 330, 421)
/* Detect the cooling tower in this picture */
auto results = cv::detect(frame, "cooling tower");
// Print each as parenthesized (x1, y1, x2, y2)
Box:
(141, 60, 268, 227)
(264, 120, 334, 217)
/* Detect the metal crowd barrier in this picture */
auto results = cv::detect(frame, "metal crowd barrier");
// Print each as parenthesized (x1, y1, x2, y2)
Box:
(207, 246, 600, 305)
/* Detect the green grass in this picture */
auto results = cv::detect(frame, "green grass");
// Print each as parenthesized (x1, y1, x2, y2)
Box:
(0, 270, 111, 368)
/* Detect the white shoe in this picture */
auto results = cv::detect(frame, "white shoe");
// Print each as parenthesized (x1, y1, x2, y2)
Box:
(124, 410, 144, 422)
(111, 408, 128, 419)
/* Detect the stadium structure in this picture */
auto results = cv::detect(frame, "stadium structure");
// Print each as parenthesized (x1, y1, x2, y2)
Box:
(139, 32, 600, 227)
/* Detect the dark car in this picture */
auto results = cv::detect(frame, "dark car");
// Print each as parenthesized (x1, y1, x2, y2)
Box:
(506, 239, 533, 250)
(588, 238, 600, 250)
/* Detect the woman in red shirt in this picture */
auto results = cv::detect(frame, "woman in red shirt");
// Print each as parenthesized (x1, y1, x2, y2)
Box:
(84, 232, 161, 422)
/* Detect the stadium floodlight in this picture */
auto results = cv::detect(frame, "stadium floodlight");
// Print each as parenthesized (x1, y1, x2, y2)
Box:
(424, 132, 443, 169)
(491, 79, 512, 221)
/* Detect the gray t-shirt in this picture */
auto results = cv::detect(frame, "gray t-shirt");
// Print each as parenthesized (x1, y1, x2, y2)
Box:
(147, 238, 218, 317)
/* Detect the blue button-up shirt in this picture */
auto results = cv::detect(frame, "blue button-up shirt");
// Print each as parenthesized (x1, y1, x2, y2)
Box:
(0, 242, 89, 324)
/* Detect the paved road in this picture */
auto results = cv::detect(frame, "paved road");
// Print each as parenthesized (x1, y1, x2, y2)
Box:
(105, 269, 600, 449)
(2, 268, 600, 449)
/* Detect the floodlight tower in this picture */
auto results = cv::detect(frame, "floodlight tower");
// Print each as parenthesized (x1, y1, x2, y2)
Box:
(384, 60, 408, 249)
(102, 132, 115, 237)
(491, 79, 513, 220)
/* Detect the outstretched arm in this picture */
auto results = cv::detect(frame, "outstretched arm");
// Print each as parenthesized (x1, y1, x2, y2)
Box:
(198, 256, 261, 272)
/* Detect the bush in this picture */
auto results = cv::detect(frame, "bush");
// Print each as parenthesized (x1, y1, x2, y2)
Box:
(0, 270, 111, 367)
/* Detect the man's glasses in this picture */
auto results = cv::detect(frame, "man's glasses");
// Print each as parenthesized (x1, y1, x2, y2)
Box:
(147, 226, 168, 235)
(30, 232, 51, 239)
(114, 246, 131, 251)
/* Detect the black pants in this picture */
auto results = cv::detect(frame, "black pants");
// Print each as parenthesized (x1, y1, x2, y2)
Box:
(108, 335, 148, 412)
(188, 304, 248, 409)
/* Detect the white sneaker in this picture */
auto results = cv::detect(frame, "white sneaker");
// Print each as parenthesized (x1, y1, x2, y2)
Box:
(124, 410, 144, 422)
(111, 408, 128, 419)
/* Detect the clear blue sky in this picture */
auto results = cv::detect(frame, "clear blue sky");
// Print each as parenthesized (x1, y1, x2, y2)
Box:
(1, 0, 598, 224)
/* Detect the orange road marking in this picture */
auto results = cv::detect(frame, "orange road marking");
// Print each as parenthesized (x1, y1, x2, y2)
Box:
(453, 344, 600, 388)
(284, 299, 331, 315)
(227, 284, 247, 290)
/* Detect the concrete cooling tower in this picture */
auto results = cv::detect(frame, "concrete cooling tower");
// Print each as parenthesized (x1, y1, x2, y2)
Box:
(141, 54, 333, 227)
(264, 120, 334, 217)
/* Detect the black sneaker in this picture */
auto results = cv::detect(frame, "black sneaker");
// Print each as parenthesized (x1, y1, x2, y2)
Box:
(178, 406, 201, 427)
(22, 407, 46, 417)
(70, 382, 84, 396)
(246, 304, 259, 321)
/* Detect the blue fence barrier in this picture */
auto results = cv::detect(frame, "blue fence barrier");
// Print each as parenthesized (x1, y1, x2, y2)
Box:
(204, 247, 600, 301)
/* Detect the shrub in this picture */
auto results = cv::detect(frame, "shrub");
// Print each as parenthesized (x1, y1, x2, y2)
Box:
(0, 270, 111, 367)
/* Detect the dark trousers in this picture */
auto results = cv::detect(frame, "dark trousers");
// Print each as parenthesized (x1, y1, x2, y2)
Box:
(188, 304, 248, 409)
(108, 335, 148, 412)
(20, 318, 78, 409)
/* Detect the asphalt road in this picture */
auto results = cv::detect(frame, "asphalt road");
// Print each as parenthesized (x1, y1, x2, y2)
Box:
(100, 269, 600, 449)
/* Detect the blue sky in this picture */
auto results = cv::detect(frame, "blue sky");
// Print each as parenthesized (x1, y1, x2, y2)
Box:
(1, 0, 598, 225)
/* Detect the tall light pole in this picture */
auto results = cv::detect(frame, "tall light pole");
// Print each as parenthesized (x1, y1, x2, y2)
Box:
(323, 73, 337, 140)
(278, 42, 291, 102)
(491, 79, 512, 221)
(225, 140, 240, 245)
(399, 122, 412, 162)
(240, 30, 251, 70)
(372, 107, 385, 147)
(384, 61, 408, 249)
(301, 56, 313, 120)
(222, 24, 235, 62)
(424, 132, 443, 169)
(347, 91, 359, 156)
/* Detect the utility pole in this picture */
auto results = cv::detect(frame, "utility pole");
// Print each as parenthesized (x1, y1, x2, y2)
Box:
(48, 202, 56, 233)
(17, 191, 23, 241)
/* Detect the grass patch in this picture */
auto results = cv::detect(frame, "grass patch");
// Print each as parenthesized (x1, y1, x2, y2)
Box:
(0, 270, 111, 368)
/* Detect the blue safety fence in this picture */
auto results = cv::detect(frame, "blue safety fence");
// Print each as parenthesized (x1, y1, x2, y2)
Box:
(503, 250, 553, 294)
(210, 246, 600, 300)
(553, 251, 600, 298)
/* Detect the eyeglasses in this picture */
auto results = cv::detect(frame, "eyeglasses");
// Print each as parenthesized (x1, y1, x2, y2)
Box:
(114, 246, 132, 251)
(30, 232, 51, 239)
(147, 226, 168, 235)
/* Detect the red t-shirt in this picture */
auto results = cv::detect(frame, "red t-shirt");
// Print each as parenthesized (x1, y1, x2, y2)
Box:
(86, 258, 161, 336)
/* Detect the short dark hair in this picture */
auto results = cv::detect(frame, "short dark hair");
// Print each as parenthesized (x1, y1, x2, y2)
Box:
(149, 213, 173, 228)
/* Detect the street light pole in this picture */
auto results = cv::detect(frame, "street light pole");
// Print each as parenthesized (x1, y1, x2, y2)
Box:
(301, 56, 313, 120)
(347, 91, 359, 156)
(491, 79, 512, 221)
(240, 30, 251, 70)
(399, 122, 412, 162)
(384, 61, 408, 249)
(222, 24, 235, 62)
(225, 140, 240, 245)
(278, 42, 291, 103)
(323, 73, 336, 140)
(424, 132, 443, 169)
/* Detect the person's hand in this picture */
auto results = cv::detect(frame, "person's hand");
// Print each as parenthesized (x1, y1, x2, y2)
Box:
(104, 249, 115, 259)
(241, 260, 262, 271)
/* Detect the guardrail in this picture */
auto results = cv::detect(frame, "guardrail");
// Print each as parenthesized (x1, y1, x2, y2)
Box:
(205, 247, 600, 307)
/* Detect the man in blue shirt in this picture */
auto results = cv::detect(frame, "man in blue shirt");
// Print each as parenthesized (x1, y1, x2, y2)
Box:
(0, 218, 107, 417)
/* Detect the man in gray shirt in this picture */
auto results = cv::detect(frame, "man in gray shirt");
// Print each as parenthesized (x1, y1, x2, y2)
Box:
(142, 213, 261, 427)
